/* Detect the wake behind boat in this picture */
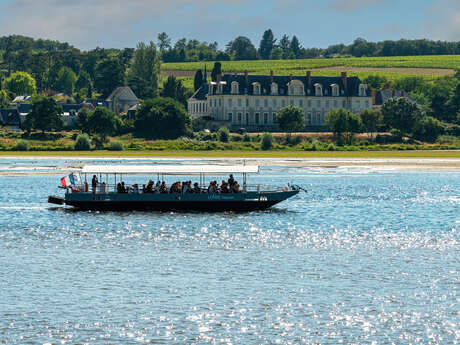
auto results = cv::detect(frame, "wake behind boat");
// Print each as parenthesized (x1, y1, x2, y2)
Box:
(48, 164, 301, 211)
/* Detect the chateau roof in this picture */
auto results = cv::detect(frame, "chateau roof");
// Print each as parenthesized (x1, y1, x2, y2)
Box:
(190, 73, 369, 100)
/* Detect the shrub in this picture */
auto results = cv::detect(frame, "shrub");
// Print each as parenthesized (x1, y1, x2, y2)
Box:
(14, 139, 30, 151)
(243, 133, 251, 142)
(413, 116, 443, 143)
(327, 143, 336, 151)
(108, 140, 124, 151)
(260, 132, 273, 150)
(74, 133, 91, 151)
(217, 126, 230, 142)
(65, 142, 75, 151)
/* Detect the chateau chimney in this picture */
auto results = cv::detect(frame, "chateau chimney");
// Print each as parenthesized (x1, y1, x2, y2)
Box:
(270, 70, 274, 83)
(341, 72, 347, 91)
(306, 71, 311, 87)
(372, 89, 377, 105)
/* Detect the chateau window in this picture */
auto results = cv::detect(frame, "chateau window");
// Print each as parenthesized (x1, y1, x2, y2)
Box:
(273, 112, 278, 123)
(299, 99, 303, 107)
(331, 84, 339, 96)
(255, 112, 260, 124)
(231, 82, 239, 94)
(282, 99, 286, 107)
(245, 112, 249, 124)
(359, 84, 367, 97)
(217, 84, 223, 94)
(290, 100, 294, 106)
(264, 112, 268, 124)
(237, 112, 242, 123)
(256, 99, 260, 107)
(253, 83, 261, 95)
(314, 83, 323, 97)
(317, 100, 321, 108)
(246, 98, 249, 107)
(238, 98, 242, 107)
(228, 98, 232, 107)
(272, 99, 277, 107)
(307, 100, 311, 107)
(342, 100, 346, 107)
(334, 100, 338, 108)
(271, 83, 278, 95)
(326, 100, 329, 108)
(264, 99, 268, 107)
(209, 87, 213, 95)
(365, 100, 370, 107)
(307, 112, 312, 125)
(228, 112, 233, 122)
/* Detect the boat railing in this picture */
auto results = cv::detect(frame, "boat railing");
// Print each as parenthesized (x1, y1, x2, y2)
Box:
(66, 183, 288, 194)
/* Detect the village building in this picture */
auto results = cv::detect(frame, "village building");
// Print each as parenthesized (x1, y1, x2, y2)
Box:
(188, 71, 373, 131)
(106, 86, 139, 115)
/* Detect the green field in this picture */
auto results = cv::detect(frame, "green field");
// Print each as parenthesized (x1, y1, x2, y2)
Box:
(163, 55, 460, 73)
(163, 55, 460, 84)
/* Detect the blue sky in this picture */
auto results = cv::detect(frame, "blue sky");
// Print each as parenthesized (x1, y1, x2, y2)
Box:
(0, 0, 458, 50)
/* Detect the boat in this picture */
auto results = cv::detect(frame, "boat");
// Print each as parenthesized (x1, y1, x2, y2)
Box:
(48, 164, 301, 211)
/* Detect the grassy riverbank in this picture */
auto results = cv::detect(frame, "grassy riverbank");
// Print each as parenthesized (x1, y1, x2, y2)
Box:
(1, 150, 459, 158)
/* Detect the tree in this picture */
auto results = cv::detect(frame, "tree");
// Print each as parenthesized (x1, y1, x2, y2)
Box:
(360, 109, 382, 139)
(279, 35, 290, 55)
(217, 126, 229, 142)
(157, 32, 172, 53)
(290, 35, 301, 58)
(56, 66, 77, 95)
(269, 47, 283, 60)
(75, 70, 92, 92)
(413, 116, 443, 142)
(134, 97, 191, 139)
(87, 107, 117, 142)
(193, 69, 203, 91)
(381, 97, 422, 134)
(76, 107, 91, 133)
(259, 29, 276, 60)
(0, 89, 9, 108)
(160, 75, 191, 107)
(126, 41, 161, 99)
(275, 106, 304, 135)
(363, 75, 388, 90)
(211, 62, 222, 82)
(325, 108, 362, 145)
(94, 56, 124, 98)
(23, 96, 63, 133)
(260, 132, 273, 150)
(4, 71, 36, 95)
(226, 36, 258, 60)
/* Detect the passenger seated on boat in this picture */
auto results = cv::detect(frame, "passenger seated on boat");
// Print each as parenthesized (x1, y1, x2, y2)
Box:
(155, 181, 161, 192)
(145, 180, 154, 193)
(193, 182, 201, 193)
(121, 181, 127, 193)
(231, 181, 241, 193)
(220, 180, 230, 193)
(117, 182, 123, 193)
(160, 181, 167, 193)
(133, 184, 139, 194)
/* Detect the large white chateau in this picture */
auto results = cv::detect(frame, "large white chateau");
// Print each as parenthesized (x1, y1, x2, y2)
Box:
(188, 70, 374, 131)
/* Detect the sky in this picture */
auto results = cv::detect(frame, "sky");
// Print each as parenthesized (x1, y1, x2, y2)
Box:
(0, 0, 459, 51)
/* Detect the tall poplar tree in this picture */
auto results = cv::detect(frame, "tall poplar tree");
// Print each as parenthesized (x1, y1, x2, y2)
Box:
(126, 41, 161, 99)
(259, 29, 276, 60)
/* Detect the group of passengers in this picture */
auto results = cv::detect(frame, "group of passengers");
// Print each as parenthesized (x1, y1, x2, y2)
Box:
(114, 174, 243, 194)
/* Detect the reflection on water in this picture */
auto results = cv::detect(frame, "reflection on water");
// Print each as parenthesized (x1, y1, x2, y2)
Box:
(0, 159, 458, 344)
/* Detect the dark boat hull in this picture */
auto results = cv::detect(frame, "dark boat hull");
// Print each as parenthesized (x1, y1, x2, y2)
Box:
(60, 190, 299, 212)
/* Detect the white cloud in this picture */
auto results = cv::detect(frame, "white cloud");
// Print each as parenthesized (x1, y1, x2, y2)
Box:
(329, 0, 384, 11)
(424, 0, 460, 41)
(0, 0, 243, 49)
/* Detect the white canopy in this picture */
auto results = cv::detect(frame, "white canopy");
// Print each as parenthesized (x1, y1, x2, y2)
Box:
(80, 164, 259, 175)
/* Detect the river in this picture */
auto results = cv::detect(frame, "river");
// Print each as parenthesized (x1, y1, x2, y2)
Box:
(0, 158, 458, 344)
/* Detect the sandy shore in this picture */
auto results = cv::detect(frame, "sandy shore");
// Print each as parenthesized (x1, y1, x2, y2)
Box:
(1, 155, 459, 172)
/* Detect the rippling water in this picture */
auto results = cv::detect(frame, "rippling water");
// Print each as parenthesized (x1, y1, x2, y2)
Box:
(0, 158, 458, 344)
